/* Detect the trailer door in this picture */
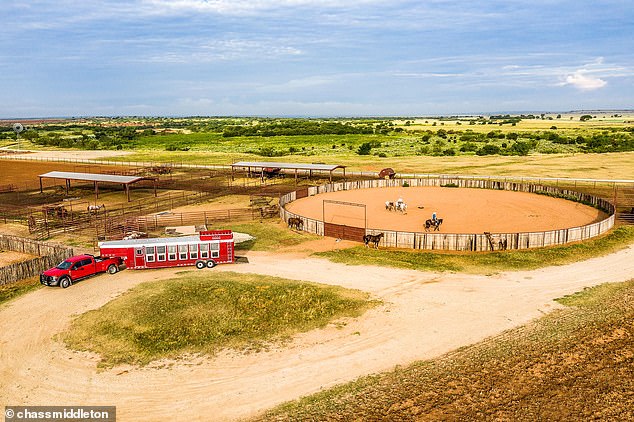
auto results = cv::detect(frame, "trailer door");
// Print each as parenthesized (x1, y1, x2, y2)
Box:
(134, 247, 145, 268)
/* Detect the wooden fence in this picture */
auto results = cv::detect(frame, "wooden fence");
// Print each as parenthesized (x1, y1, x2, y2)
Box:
(280, 178, 616, 251)
(112, 206, 279, 238)
(0, 235, 74, 285)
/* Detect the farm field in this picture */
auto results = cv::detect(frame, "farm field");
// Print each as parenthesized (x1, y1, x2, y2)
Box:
(2, 114, 634, 179)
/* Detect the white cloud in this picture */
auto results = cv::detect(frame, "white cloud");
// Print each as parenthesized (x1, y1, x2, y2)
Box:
(562, 70, 607, 91)
(140, 0, 387, 16)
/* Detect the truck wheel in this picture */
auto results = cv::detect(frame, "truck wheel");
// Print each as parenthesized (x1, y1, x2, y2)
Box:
(206, 260, 216, 268)
(195, 260, 205, 269)
(60, 277, 71, 289)
(107, 264, 118, 274)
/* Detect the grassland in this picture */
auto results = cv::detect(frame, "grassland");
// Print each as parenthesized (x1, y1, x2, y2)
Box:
(257, 279, 634, 421)
(0, 276, 40, 306)
(62, 271, 374, 367)
(316, 226, 634, 274)
(4, 114, 633, 179)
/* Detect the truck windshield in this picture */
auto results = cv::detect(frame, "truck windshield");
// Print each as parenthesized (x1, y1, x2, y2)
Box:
(56, 261, 73, 270)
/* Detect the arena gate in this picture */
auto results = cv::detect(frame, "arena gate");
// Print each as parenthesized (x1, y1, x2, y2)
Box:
(322, 199, 366, 242)
(323, 223, 365, 242)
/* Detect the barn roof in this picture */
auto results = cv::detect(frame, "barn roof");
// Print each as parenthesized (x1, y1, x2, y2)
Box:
(38, 171, 145, 184)
(231, 161, 345, 172)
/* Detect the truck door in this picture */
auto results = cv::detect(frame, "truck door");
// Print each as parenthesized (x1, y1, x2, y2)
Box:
(134, 247, 145, 268)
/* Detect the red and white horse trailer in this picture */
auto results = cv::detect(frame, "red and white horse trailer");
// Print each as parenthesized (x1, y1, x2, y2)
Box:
(98, 230, 234, 270)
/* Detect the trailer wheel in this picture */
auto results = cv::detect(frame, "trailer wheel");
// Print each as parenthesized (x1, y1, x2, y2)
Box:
(206, 260, 216, 268)
(195, 260, 206, 269)
(59, 277, 71, 289)
(107, 264, 118, 274)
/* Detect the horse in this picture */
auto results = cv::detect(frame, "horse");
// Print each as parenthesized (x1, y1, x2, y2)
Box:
(424, 218, 443, 231)
(395, 202, 407, 214)
(288, 217, 304, 230)
(498, 238, 508, 250)
(363, 232, 384, 249)
(385, 201, 395, 211)
(88, 204, 105, 213)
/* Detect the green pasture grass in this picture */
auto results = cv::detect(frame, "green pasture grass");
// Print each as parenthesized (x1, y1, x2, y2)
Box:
(257, 279, 634, 421)
(0, 276, 41, 306)
(62, 271, 374, 367)
(214, 221, 321, 252)
(106, 149, 634, 180)
(315, 226, 634, 274)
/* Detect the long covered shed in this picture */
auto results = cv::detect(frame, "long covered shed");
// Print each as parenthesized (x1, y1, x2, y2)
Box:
(38, 171, 157, 202)
(231, 161, 346, 183)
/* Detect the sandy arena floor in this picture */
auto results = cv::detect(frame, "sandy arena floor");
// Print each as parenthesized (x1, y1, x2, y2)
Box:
(285, 186, 607, 233)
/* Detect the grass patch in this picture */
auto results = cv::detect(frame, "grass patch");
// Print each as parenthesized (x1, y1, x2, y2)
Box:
(258, 279, 634, 421)
(315, 226, 634, 274)
(215, 221, 321, 251)
(0, 276, 41, 306)
(62, 271, 374, 367)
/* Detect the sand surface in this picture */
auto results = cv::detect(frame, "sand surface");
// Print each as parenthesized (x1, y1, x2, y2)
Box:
(286, 186, 606, 233)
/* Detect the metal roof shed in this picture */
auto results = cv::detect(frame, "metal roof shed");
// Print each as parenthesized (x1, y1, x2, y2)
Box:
(231, 161, 346, 183)
(38, 171, 157, 202)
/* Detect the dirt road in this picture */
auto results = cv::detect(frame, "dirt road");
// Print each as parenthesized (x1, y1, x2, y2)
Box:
(1, 246, 634, 421)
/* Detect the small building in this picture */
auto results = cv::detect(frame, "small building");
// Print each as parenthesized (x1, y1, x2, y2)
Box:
(99, 230, 234, 270)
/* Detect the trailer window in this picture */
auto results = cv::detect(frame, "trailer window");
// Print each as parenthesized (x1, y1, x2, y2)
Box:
(200, 243, 209, 258)
(146, 246, 155, 262)
(168, 245, 177, 260)
(179, 245, 188, 260)
(189, 244, 198, 259)
(136, 248, 143, 256)
(157, 246, 166, 261)
(211, 242, 220, 258)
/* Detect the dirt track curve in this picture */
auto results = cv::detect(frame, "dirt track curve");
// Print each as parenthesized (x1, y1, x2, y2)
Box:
(1, 246, 634, 421)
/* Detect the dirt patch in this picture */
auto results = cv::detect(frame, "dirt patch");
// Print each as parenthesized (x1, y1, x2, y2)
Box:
(0, 250, 35, 266)
(286, 186, 606, 233)
(1, 245, 633, 420)
(0, 159, 135, 190)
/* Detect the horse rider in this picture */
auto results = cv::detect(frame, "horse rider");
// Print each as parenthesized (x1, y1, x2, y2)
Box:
(432, 212, 438, 224)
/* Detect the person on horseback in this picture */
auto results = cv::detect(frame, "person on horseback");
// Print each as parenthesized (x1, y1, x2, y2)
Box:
(432, 212, 437, 224)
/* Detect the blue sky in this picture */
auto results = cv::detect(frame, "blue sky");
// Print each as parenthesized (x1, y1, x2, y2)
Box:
(1, 0, 633, 117)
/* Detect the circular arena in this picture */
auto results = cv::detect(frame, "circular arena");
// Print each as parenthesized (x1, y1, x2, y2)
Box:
(281, 178, 615, 251)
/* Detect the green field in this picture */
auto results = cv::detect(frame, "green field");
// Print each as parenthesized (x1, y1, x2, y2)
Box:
(316, 226, 634, 274)
(62, 271, 374, 367)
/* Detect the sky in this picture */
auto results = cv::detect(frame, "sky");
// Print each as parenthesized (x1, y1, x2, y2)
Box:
(1, 0, 633, 117)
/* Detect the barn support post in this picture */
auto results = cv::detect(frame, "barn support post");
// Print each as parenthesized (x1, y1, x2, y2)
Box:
(93, 181, 99, 200)
(125, 184, 131, 202)
(39, 177, 43, 193)
(153, 178, 157, 197)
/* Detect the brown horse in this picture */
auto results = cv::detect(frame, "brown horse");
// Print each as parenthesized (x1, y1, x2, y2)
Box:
(287, 217, 304, 230)
(363, 232, 384, 248)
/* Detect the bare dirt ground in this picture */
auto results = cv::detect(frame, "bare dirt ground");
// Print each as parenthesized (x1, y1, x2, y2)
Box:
(0, 251, 35, 266)
(285, 186, 606, 233)
(1, 245, 634, 421)
(0, 158, 134, 190)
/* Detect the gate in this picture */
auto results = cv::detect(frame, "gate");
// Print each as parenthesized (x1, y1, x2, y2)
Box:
(324, 223, 365, 242)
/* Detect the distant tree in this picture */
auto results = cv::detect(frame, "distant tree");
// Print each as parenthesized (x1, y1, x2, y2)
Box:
(357, 142, 372, 155)
(580, 115, 593, 121)
(510, 141, 531, 156)
(476, 144, 501, 156)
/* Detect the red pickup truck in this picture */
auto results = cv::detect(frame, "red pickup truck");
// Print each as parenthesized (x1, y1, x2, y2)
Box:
(40, 254, 122, 288)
